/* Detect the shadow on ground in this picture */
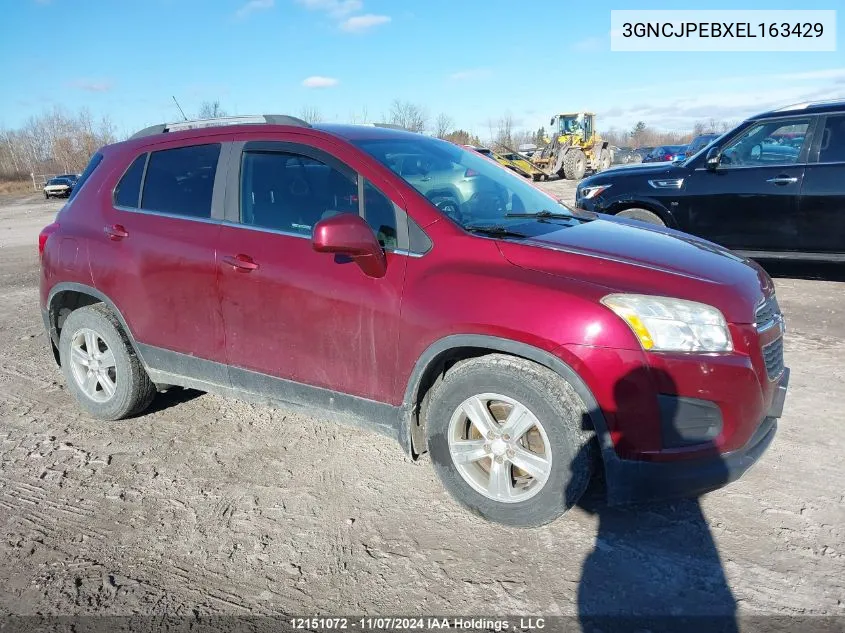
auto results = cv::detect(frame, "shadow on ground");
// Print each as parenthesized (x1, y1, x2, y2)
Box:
(575, 367, 739, 633)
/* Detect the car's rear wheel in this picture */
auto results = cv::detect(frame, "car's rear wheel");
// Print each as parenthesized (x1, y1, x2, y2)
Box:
(59, 304, 156, 420)
(426, 354, 595, 526)
(44, 192, 49, 199)
(615, 207, 665, 226)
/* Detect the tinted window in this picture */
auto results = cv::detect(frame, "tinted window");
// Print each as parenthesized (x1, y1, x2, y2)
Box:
(114, 153, 147, 208)
(68, 152, 103, 201)
(363, 181, 398, 248)
(141, 144, 220, 218)
(241, 151, 358, 236)
(720, 118, 810, 167)
(819, 114, 845, 163)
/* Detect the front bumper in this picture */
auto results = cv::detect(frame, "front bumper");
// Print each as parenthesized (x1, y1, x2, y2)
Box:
(604, 368, 788, 505)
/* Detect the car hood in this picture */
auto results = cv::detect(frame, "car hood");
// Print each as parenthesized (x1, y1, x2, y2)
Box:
(498, 216, 772, 323)
(598, 162, 683, 178)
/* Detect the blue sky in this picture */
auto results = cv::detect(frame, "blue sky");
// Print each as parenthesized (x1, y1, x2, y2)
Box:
(1, 0, 843, 139)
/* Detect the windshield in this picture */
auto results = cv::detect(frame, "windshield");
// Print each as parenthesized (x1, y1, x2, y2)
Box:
(353, 136, 573, 230)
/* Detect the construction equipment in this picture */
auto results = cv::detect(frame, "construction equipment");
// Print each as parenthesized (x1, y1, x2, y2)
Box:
(530, 112, 611, 180)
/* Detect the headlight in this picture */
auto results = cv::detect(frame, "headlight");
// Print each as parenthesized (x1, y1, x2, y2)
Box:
(579, 184, 611, 200)
(601, 294, 732, 352)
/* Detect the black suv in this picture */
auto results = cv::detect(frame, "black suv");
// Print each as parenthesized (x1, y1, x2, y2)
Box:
(576, 100, 845, 262)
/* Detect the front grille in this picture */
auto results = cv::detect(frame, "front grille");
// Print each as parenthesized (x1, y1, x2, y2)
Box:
(762, 336, 785, 380)
(755, 295, 781, 331)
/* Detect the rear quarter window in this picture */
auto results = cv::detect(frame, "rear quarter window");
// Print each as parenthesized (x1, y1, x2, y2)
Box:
(114, 153, 147, 208)
(68, 152, 103, 201)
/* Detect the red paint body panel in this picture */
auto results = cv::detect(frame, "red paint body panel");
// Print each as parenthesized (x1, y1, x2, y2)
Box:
(39, 122, 786, 469)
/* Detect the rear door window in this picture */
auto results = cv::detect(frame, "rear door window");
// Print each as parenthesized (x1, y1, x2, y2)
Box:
(140, 144, 221, 218)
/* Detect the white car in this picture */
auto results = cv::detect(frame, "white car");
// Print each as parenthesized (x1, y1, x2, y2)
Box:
(43, 177, 75, 199)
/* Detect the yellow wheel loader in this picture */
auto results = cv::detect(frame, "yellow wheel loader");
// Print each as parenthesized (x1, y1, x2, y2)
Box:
(531, 112, 611, 180)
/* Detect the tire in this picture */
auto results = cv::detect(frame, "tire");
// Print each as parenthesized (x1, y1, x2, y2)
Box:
(59, 303, 156, 420)
(631, 153, 643, 163)
(615, 207, 665, 226)
(562, 149, 586, 180)
(425, 354, 595, 527)
(44, 192, 49, 199)
(599, 149, 611, 171)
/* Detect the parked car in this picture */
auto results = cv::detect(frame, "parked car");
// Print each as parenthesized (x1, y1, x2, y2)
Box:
(611, 146, 638, 164)
(686, 133, 721, 158)
(43, 176, 74, 199)
(632, 147, 653, 161)
(642, 145, 687, 163)
(575, 99, 845, 261)
(40, 114, 787, 526)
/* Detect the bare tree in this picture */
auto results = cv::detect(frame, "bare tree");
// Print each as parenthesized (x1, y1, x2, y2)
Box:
(0, 106, 117, 183)
(488, 112, 515, 150)
(197, 100, 227, 119)
(348, 107, 370, 124)
(434, 113, 454, 139)
(389, 100, 428, 132)
(299, 106, 323, 124)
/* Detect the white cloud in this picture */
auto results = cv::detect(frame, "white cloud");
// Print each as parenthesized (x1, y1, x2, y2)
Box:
(297, 0, 362, 18)
(450, 68, 493, 81)
(235, 0, 274, 20)
(302, 76, 339, 88)
(67, 79, 113, 93)
(340, 13, 390, 32)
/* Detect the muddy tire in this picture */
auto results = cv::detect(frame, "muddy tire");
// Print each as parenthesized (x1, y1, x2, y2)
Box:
(599, 148, 611, 171)
(425, 354, 595, 527)
(59, 304, 156, 420)
(615, 208, 665, 226)
(562, 149, 587, 180)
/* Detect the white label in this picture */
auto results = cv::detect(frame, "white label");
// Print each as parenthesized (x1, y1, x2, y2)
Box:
(611, 10, 837, 52)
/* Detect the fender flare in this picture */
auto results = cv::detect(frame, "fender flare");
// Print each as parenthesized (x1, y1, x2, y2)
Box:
(400, 334, 614, 461)
(45, 282, 145, 362)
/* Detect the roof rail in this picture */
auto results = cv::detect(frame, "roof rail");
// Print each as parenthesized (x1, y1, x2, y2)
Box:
(352, 122, 409, 130)
(129, 114, 311, 140)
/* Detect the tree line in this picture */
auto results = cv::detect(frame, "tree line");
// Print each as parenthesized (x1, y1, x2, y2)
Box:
(0, 100, 737, 184)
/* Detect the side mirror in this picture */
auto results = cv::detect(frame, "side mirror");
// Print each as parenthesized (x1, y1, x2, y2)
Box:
(312, 213, 386, 278)
(705, 146, 721, 171)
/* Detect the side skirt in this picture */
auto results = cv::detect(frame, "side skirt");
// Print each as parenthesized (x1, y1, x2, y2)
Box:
(138, 344, 402, 443)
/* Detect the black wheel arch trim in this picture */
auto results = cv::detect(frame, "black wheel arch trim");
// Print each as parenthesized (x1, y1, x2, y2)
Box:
(45, 282, 145, 364)
(401, 334, 614, 465)
(605, 198, 677, 228)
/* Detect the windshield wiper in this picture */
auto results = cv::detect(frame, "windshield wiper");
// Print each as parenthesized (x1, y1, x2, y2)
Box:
(505, 209, 573, 220)
(463, 224, 528, 238)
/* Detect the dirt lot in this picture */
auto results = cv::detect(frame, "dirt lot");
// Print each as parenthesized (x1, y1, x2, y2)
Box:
(0, 188, 843, 628)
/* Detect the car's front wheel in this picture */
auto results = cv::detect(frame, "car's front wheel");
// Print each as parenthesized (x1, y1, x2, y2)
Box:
(59, 304, 156, 420)
(425, 354, 595, 526)
(616, 207, 665, 226)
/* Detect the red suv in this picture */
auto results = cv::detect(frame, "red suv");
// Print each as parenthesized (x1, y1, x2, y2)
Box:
(39, 115, 789, 526)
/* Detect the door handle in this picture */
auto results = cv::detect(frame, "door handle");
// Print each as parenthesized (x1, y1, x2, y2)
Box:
(103, 224, 128, 240)
(222, 254, 259, 272)
(766, 176, 798, 186)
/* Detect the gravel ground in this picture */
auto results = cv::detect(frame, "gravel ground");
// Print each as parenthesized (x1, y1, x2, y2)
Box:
(0, 188, 843, 629)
